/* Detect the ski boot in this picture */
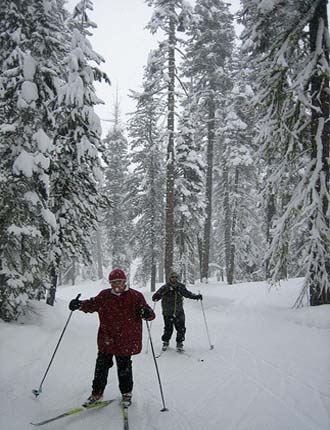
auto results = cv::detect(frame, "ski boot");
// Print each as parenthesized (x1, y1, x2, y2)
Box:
(121, 392, 132, 407)
(83, 393, 103, 407)
(162, 341, 169, 351)
(176, 342, 184, 352)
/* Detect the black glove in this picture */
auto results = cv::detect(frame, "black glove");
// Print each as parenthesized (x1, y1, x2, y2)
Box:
(69, 298, 82, 311)
(196, 294, 203, 301)
(140, 306, 153, 320)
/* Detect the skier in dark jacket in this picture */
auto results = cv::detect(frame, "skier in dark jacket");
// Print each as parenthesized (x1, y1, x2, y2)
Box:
(68, 268, 155, 407)
(152, 271, 202, 351)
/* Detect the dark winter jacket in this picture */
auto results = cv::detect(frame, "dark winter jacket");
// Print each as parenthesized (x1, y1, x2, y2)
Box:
(152, 282, 199, 317)
(79, 288, 155, 356)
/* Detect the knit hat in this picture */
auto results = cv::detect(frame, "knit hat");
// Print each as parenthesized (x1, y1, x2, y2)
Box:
(108, 268, 127, 282)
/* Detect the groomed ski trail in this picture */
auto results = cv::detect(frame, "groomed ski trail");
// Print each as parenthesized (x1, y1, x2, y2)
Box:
(0, 279, 329, 430)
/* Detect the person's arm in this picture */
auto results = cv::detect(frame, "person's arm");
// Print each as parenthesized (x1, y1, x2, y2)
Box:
(152, 285, 167, 302)
(137, 295, 156, 321)
(179, 284, 202, 300)
(79, 291, 106, 313)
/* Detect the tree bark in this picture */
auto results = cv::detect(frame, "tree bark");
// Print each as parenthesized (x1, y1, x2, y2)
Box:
(223, 163, 231, 284)
(197, 235, 203, 281)
(151, 261, 157, 292)
(227, 168, 239, 285)
(96, 228, 103, 280)
(265, 184, 276, 278)
(309, 0, 330, 305)
(46, 264, 57, 306)
(164, 8, 176, 280)
(201, 93, 215, 281)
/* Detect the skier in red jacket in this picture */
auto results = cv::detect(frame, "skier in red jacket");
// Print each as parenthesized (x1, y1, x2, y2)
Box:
(69, 268, 155, 407)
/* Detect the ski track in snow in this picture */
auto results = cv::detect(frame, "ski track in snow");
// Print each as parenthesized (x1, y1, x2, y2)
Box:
(0, 279, 329, 430)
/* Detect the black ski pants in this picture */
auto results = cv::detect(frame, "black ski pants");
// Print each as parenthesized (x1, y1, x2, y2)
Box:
(161, 311, 186, 344)
(91, 351, 133, 396)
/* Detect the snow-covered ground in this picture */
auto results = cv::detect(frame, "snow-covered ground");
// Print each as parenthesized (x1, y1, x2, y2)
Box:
(1, 277, 329, 430)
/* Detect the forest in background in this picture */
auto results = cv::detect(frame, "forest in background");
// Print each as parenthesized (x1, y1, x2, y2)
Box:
(0, 0, 329, 322)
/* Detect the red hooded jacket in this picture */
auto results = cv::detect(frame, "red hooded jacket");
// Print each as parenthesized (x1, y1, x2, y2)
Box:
(80, 288, 155, 356)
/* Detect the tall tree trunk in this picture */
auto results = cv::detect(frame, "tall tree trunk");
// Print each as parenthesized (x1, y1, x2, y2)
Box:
(46, 263, 58, 306)
(158, 259, 164, 283)
(150, 204, 156, 292)
(179, 215, 186, 282)
(47, 252, 61, 306)
(280, 191, 290, 279)
(151, 262, 156, 292)
(265, 183, 276, 278)
(309, 0, 330, 305)
(71, 258, 76, 286)
(197, 235, 203, 281)
(223, 163, 231, 284)
(164, 9, 176, 279)
(96, 228, 103, 280)
(189, 238, 196, 284)
(227, 168, 239, 284)
(201, 94, 215, 281)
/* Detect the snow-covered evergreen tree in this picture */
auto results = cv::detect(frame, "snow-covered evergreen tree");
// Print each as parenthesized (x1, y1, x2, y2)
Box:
(0, 0, 67, 320)
(127, 50, 166, 290)
(49, 0, 110, 303)
(175, 97, 206, 284)
(239, 0, 330, 305)
(102, 103, 131, 275)
(217, 72, 264, 283)
(184, 0, 236, 281)
(146, 0, 193, 278)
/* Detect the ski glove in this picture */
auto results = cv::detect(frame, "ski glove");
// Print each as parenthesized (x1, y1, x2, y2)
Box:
(140, 306, 153, 320)
(69, 298, 82, 311)
(196, 294, 203, 301)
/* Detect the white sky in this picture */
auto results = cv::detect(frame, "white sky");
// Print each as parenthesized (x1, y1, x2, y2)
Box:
(65, 0, 242, 135)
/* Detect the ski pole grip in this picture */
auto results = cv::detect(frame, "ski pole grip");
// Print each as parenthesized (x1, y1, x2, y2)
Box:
(75, 293, 81, 300)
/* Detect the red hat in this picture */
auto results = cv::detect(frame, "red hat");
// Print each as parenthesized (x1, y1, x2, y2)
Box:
(108, 268, 127, 282)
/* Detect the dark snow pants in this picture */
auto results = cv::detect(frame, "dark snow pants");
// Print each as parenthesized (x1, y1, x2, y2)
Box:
(91, 351, 133, 396)
(161, 311, 186, 343)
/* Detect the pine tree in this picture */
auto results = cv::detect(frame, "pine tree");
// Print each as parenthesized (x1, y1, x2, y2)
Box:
(48, 0, 110, 303)
(146, 0, 193, 279)
(239, 0, 330, 305)
(175, 96, 205, 283)
(218, 69, 264, 283)
(0, 0, 67, 320)
(102, 103, 131, 274)
(127, 50, 165, 290)
(184, 0, 236, 281)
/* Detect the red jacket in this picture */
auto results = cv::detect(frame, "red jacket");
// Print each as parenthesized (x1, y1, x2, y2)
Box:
(80, 288, 155, 356)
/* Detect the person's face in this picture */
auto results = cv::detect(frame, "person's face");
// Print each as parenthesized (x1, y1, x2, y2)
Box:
(169, 276, 178, 284)
(110, 279, 126, 293)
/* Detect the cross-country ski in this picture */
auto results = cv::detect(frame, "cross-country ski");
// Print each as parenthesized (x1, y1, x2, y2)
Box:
(30, 400, 114, 426)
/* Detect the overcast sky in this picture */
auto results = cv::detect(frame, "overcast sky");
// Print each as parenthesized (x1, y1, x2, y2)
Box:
(66, 0, 242, 135)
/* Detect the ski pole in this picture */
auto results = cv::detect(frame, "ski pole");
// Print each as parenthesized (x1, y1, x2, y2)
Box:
(32, 293, 81, 397)
(145, 320, 168, 412)
(145, 302, 156, 354)
(199, 291, 214, 350)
